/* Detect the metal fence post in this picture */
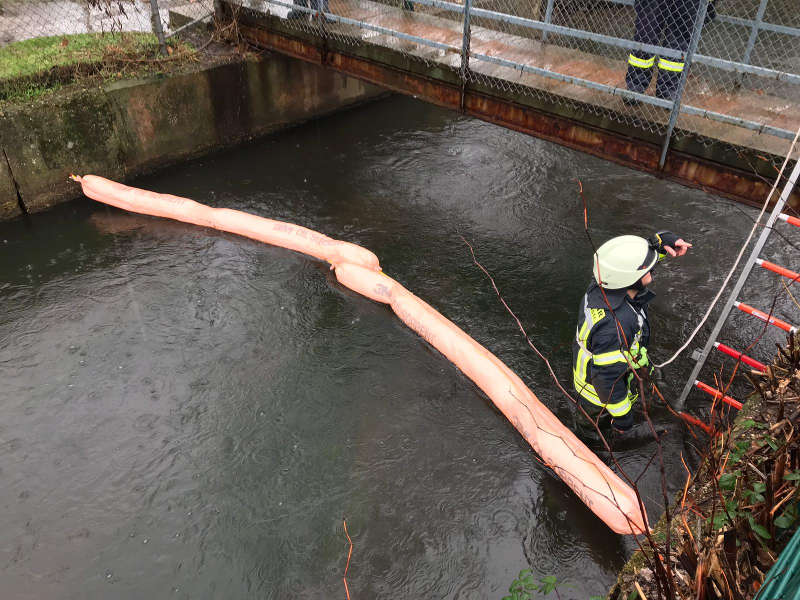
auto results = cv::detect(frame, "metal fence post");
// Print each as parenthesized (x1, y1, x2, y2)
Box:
(460, 0, 472, 83)
(83, 0, 92, 32)
(149, 0, 168, 56)
(542, 0, 555, 42)
(658, 0, 710, 170)
(212, 0, 224, 30)
(742, 0, 769, 67)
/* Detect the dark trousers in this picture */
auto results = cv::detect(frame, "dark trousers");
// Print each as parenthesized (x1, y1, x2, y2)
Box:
(575, 396, 635, 434)
(625, 0, 701, 100)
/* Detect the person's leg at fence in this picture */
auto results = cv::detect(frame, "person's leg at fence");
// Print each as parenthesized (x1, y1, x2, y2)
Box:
(655, 0, 701, 100)
(625, 0, 667, 98)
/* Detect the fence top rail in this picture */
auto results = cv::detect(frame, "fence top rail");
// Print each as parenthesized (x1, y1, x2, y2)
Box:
(576, 0, 800, 39)
(405, 0, 800, 83)
(468, 50, 796, 141)
(253, 0, 797, 141)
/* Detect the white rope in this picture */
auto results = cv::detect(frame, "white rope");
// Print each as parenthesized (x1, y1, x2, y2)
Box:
(655, 125, 800, 368)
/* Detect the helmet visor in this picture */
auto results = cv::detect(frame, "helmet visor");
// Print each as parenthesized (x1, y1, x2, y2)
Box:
(638, 246, 658, 273)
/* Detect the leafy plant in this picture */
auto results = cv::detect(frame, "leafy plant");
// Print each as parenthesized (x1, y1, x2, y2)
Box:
(743, 482, 767, 504)
(503, 571, 564, 600)
(727, 440, 751, 465)
(774, 503, 798, 529)
(718, 471, 739, 490)
(784, 470, 800, 482)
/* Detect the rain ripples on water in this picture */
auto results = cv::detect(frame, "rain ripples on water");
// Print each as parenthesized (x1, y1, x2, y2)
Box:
(0, 96, 793, 599)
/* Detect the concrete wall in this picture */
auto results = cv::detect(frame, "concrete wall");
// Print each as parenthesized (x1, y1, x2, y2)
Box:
(0, 53, 385, 220)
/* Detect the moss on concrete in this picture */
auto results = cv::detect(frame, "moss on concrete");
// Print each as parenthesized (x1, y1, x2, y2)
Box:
(0, 86, 126, 213)
(0, 53, 385, 219)
(0, 33, 157, 80)
(0, 153, 21, 221)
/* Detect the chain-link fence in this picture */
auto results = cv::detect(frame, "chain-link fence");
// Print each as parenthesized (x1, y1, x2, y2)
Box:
(3, 0, 798, 170)
(0, 0, 218, 49)
(0, 0, 223, 103)
(228, 0, 800, 169)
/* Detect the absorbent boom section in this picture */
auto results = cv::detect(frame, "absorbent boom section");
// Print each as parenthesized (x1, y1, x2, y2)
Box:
(72, 174, 649, 536)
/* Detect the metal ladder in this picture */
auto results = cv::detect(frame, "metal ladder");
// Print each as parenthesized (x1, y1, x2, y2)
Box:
(675, 158, 800, 411)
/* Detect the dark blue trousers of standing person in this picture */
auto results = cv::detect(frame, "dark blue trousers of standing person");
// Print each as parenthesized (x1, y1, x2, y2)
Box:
(625, 0, 701, 101)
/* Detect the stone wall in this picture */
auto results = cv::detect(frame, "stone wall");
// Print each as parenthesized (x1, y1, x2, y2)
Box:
(0, 53, 385, 220)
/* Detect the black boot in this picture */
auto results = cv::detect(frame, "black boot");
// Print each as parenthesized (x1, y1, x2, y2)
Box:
(573, 400, 613, 450)
(655, 68, 682, 102)
(625, 54, 655, 96)
(611, 422, 667, 449)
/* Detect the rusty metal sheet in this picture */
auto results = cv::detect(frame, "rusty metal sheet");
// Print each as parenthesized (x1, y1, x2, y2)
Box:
(238, 22, 798, 209)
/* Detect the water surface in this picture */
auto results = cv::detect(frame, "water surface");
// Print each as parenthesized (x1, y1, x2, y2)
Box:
(1, 96, 795, 599)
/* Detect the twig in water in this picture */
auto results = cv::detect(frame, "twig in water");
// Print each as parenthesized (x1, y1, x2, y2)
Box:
(343, 519, 353, 600)
(782, 279, 800, 312)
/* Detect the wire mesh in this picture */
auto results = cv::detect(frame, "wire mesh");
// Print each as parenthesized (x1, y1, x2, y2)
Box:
(3, 0, 799, 167)
(225, 0, 800, 166)
(0, 0, 216, 46)
(671, 0, 799, 163)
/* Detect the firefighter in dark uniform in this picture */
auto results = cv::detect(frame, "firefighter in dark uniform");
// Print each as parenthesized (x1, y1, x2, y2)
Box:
(573, 232, 691, 438)
(625, 0, 715, 101)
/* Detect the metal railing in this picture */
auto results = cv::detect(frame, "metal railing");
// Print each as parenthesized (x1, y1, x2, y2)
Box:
(0, 0, 217, 51)
(5, 0, 798, 167)
(253, 0, 798, 165)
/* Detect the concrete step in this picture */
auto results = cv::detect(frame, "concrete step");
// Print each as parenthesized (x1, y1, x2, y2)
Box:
(168, 3, 213, 31)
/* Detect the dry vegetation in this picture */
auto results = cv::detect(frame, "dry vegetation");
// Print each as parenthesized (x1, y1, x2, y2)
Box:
(614, 335, 800, 600)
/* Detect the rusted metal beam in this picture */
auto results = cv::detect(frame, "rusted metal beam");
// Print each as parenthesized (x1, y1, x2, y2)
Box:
(238, 21, 798, 209)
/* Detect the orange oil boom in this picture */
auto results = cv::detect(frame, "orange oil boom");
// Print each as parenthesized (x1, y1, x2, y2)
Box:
(73, 174, 648, 535)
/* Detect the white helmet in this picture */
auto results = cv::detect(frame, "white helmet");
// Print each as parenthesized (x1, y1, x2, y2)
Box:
(593, 235, 657, 290)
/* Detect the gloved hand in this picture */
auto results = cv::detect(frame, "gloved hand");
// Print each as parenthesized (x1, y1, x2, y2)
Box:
(650, 230, 692, 257)
(631, 346, 649, 370)
(650, 231, 679, 255)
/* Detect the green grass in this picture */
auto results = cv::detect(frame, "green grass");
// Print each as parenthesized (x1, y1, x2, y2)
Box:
(0, 32, 197, 103)
(0, 32, 160, 80)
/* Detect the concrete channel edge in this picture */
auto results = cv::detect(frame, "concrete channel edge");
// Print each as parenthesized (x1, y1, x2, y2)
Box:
(0, 53, 387, 220)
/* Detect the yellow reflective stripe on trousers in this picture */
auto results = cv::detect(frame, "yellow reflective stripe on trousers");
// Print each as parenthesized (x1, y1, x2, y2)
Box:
(573, 373, 634, 417)
(628, 54, 655, 69)
(573, 372, 600, 401)
(574, 351, 635, 417)
(607, 396, 633, 417)
(658, 57, 684, 72)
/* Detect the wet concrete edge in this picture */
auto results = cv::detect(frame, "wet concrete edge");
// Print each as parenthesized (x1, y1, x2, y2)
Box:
(0, 147, 24, 220)
(0, 53, 388, 221)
